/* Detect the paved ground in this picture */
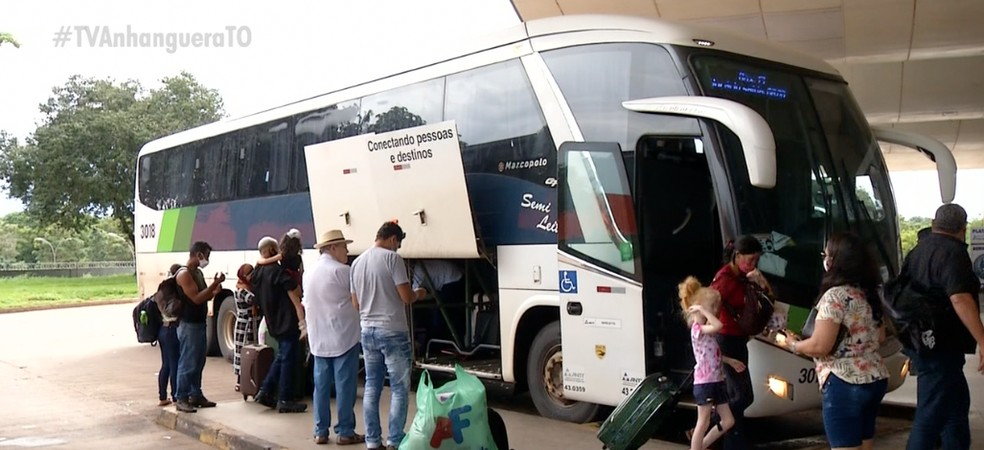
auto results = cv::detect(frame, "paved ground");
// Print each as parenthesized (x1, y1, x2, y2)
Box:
(2, 302, 983, 449)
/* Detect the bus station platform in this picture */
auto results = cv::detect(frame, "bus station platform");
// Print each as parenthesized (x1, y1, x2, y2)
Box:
(156, 359, 984, 450)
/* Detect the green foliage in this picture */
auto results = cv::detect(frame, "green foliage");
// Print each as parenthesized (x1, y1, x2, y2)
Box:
(0, 32, 19, 48)
(0, 72, 224, 240)
(899, 213, 984, 256)
(0, 274, 136, 311)
(0, 213, 132, 263)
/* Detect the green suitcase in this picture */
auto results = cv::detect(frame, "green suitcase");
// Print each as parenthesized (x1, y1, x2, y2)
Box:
(597, 372, 692, 450)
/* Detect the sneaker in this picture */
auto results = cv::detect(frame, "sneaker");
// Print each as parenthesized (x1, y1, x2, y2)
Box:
(175, 400, 197, 413)
(253, 391, 276, 409)
(189, 395, 216, 408)
(313, 435, 329, 445)
(277, 400, 307, 413)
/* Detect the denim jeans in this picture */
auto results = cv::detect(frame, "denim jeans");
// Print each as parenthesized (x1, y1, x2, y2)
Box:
(821, 375, 888, 447)
(906, 351, 970, 450)
(158, 325, 180, 401)
(176, 322, 206, 400)
(262, 330, 300, 402)
(362, 327, 412, 448)
(313, 344, 361, 439)
(717, 334, 753, 450)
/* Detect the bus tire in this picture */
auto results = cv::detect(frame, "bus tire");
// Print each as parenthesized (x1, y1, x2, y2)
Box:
(526, 321, 600, 423)
(216, 297, 237, 362)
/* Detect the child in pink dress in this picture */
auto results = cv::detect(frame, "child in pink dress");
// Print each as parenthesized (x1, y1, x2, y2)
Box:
(679, 276, 746, 450)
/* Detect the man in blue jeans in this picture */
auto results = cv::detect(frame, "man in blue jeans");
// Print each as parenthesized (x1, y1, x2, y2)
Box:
(900, 204, 984, 450)
(305, 230, 365, 445)
(174, 241, 224, 413)
(350, 222, 426, 450)
(252, 236, 307, 413)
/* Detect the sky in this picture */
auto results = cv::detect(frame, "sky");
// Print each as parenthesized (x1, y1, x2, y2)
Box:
(0, 1, 981, 222)
(0, 0, 521, 215)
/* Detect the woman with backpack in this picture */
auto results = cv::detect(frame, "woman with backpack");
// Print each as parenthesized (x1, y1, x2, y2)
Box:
(709, 235, 772, 450)
(157, 263, 182, 406)
(786, 232, 888, 450)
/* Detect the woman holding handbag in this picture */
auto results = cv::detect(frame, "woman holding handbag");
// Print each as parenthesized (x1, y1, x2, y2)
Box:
(709, 235, 772, 450)
(787, 232, 888, 450)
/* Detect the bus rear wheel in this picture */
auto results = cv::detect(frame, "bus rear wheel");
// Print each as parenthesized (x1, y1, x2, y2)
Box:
(526, 321, 600, 423)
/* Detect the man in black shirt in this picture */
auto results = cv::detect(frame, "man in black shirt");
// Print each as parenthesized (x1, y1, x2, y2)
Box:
(903, 203, 984, 450)
(174, 241, 225, 413)
(252, 236, 307, 413)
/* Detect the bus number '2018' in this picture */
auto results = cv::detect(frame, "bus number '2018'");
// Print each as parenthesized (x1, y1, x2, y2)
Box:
(140, 224, 156, 239)
(798, 368, 817, 384)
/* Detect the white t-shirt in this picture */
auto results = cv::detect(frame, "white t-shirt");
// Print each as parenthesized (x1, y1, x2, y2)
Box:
(350, 246, 411, 332)
(303, 253, 361, 358)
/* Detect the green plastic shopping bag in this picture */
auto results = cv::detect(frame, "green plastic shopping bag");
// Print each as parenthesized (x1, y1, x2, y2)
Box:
(399, 365, 498, 450)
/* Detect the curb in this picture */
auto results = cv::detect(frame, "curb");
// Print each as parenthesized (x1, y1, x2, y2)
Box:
(156, 407, 287, 450)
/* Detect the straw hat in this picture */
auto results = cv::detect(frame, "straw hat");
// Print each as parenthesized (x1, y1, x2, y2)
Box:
(314, 229, 353, 249)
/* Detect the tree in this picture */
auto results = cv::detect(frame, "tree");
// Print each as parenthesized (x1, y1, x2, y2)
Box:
(0, 32, 19, 48)
(0, 72, 224, 242)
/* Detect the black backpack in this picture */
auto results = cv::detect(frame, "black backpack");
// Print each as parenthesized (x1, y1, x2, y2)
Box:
(883, 258, 956, 355)
(153, 269, 187, 319)
(133, 296, 163, 344)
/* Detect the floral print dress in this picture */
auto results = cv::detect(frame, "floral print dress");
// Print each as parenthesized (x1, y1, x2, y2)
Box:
(813, 285, 889, 387)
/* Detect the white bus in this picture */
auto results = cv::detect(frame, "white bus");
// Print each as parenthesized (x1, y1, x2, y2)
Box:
(134, 14, 956, 422)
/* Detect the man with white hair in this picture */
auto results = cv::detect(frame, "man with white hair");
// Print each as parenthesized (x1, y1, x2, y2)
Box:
(305, 230, 364, 445)
(251, 236, 307, 413)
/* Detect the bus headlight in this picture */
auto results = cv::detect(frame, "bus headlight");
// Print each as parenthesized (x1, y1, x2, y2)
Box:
(767, 375, 793, 401)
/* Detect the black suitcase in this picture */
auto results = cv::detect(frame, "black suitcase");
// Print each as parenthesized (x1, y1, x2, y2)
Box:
(597, 372, 692, 450)
(240, 344, 274, 400)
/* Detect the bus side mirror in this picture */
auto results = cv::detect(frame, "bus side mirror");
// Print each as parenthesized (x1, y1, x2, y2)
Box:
(622, 96, 777, 189)
(871, 126, 957, 203)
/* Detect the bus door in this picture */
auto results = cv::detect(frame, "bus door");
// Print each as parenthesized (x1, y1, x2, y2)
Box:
(556, 141, 648, 405)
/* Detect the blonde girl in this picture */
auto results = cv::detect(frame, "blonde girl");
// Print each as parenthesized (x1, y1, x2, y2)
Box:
(679, 276, 745, 450)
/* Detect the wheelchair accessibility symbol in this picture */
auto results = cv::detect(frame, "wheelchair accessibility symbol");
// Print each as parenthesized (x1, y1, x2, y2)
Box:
(559, 270, 578, 294)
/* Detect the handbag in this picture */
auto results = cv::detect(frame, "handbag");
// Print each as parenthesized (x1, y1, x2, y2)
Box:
(722, 281, 775, 336)
(800, 301, 849, 354)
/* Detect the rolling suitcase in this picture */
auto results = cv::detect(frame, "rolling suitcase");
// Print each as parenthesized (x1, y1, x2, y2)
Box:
(597, 372, 693, 450)
(240, 344, 274, 401)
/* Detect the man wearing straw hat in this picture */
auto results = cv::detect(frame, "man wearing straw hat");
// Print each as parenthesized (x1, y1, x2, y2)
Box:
(305, 230, 365, 446)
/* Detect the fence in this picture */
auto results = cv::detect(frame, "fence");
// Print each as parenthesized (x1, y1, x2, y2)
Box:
(0, 261, 135, 278)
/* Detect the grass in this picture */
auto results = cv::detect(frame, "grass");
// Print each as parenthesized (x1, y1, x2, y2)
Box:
(0, 274, 138, 312)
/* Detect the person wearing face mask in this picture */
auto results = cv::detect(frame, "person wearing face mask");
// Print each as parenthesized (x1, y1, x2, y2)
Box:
(174, 241, 226, 413)
(786, 232, 888, 450)
(708, 235, 771, 450)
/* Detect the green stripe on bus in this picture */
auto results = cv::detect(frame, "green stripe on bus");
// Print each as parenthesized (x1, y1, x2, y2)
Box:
(171, 206, 198, 252)
(157, 210, 180, 252)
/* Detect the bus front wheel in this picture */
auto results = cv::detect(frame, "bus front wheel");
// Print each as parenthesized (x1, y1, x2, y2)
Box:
(526, 321, 600, 423)
(216, 297, 237, 362)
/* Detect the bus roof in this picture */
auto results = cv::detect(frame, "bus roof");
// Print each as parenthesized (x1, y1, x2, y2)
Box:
(138, 14, 841, 156)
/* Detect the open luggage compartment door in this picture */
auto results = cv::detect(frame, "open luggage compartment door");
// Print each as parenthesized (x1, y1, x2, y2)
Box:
(305, 121, 479, 258)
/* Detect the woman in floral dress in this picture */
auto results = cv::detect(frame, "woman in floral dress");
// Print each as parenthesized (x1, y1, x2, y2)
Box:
(788, 232, 889, 450)
(233, 263, 257, 388)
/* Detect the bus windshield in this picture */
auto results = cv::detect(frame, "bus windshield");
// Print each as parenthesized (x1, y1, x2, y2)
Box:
(691, 55, 899, 306)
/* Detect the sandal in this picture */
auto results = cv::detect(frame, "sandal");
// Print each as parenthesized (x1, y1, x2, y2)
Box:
(336, 433, 365, 445)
